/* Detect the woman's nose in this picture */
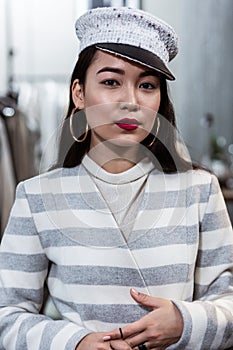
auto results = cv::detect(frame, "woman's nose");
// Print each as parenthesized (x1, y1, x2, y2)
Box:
(119, 87, 140, 111)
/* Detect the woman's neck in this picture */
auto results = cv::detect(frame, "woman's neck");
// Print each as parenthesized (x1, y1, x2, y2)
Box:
(101, 158, 136, 174)
(88, 141, 144, 174)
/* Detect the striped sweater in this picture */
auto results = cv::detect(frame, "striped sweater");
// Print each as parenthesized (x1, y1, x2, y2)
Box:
(0, 162, 233, 350)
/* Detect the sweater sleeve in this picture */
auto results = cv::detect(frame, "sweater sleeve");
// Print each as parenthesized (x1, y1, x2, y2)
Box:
(0, 182, 92, 350)
(170, 174, 233, 350)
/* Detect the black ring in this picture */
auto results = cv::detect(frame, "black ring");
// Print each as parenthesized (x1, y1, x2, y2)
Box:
(138, 344, 147, 350)
(119, 327, 124, 339)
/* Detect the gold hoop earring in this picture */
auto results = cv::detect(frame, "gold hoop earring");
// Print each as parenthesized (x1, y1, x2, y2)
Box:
(69, 108, 88, 143)
(147, 117, 160, 147)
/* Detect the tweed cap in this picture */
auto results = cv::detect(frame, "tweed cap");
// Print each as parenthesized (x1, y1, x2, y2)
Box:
(75, 7, 178, 80)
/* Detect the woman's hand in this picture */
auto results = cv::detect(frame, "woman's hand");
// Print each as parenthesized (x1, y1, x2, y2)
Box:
(76, 332, 132, 350)
(103, 288, 184, 350)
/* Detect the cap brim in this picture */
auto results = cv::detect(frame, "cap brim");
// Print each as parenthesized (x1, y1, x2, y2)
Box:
(96, 43, 175, 81)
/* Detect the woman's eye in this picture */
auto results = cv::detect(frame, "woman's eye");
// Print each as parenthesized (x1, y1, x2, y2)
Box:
(140, 82, 156, 90)
(101, 79, 119, 86)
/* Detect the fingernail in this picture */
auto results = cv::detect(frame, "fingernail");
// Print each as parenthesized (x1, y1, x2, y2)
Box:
(103, 335, 111, 341)
(131, 288, 139, 295)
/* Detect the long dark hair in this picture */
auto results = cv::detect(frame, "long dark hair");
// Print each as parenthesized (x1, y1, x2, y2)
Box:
(55, 46, 193, 173)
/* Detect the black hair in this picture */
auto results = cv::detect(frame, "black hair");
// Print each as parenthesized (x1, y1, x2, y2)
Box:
(55, 46, 193, 173)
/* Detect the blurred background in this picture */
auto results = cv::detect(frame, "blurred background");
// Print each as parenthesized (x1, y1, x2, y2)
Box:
(0, 0, 233, 235)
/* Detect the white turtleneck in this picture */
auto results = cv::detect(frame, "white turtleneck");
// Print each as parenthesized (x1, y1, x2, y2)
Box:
(82, 155, 155, 241)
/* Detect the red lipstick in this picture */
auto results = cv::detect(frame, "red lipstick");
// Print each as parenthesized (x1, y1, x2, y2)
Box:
(116, 118, 139, 131)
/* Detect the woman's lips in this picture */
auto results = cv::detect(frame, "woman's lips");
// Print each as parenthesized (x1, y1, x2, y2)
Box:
(115, 118, 140, 131)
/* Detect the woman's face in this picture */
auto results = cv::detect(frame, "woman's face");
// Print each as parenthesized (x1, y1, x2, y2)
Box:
(72, 50, 161, 149)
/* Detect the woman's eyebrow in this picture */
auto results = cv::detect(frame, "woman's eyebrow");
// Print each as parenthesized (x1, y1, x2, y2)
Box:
(96, 67, 159, 78)
(96, 67, 125, 75)
(139, 71, 160, 78)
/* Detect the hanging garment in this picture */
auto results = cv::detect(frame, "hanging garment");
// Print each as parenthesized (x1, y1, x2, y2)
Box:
(0, 96, 36, 182)
(35, 81, 68, 171)
(16, 80, 69, 172)
(0, 117, 16, 238)
(0, 159, 233, 349)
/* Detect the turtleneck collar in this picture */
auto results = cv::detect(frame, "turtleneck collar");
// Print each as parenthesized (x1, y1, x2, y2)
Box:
(82, 154, 155, 185)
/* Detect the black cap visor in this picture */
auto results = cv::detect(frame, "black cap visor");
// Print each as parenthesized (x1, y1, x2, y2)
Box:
(96, 43, 175, 81)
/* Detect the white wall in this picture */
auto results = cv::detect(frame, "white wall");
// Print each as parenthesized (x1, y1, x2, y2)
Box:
(0, 0, 8, 95)
(1, 0, 88, 85)
(180, 0, 233, 160)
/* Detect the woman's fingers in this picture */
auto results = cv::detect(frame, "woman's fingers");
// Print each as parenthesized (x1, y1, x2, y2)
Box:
(103, 289, 183, 349)
(130, 288, 163, 309)
(109, 339, 133, 350)
(104, 295, 183, 349)
(76, 332, 115, 349)
(103, 290, 164, 342)
(103, 320, 145, 341)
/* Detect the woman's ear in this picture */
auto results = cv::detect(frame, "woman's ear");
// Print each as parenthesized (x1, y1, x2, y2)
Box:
(72, 79, 84, 109)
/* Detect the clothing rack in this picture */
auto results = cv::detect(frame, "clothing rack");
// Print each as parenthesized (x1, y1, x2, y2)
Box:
(0, 93, 38, 238)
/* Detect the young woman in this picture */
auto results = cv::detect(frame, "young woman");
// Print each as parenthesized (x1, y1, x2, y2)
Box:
(0, 7, 232, 350)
